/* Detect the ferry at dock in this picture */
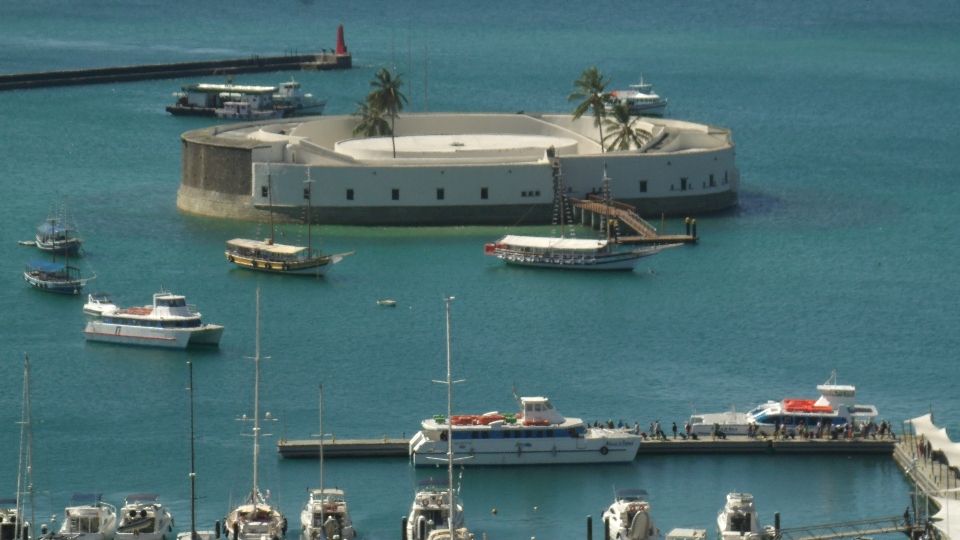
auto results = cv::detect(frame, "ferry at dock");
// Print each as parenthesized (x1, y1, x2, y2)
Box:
(84, 290, 223, 349)
(409, 395, 641, 466)
(689, 375, 878, 437)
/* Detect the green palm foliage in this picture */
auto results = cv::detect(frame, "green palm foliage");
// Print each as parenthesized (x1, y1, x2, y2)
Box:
(568, 66, 611, 152)
(352, 99, 390, 137)
(367, 68, 409, 158)
(603, 102, 649, 151)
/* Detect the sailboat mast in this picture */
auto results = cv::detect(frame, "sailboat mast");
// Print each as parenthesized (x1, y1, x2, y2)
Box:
(188, 361, 197, 540)
(305, 171, 313, 254)
(318, 382, 324, 495)
(444, 296, 456, 535)
(17, 354, 35, 540)
(267, 168, 275, 245)
(253, 290, 261, 504)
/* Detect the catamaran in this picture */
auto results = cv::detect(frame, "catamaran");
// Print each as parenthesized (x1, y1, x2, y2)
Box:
(222, 291, 287, 540)
(84, 290, 223, 349)
(225, 168, 353, 276)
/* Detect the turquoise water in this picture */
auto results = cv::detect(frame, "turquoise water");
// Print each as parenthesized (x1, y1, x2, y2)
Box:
(2, 1, 959, 538)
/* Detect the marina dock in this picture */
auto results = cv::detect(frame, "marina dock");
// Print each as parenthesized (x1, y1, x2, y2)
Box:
(569, 195, 699, 244)
(0, 53, 350, 92)
(277, 436, 894, 459)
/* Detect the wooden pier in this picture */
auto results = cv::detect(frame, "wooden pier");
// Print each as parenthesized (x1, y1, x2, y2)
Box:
(277, 436, 894, 460)
(0, 52, 351, 92)
(278, 437, 408, 459)
(569, 195, 699, 245)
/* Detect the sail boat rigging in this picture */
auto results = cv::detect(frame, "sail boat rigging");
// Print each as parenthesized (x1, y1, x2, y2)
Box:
(224, 167, 354, 276)
(299, 384, 354, 540)
(6, 354, 36, 540)
(222, 290, 287, 540)
(177, 362, 216, 540)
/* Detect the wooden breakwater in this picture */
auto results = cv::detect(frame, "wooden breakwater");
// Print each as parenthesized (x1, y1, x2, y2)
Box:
(0, 53, 351, 92)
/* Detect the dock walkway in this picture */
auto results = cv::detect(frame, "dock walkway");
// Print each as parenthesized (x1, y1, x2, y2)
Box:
(277, 435, 894, 459)
(0, 53, 351, 92)
(569, 195, 698, 244)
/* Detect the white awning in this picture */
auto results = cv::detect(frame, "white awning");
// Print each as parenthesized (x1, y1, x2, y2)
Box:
(226, 238, 307, 256)
(498, 235, 607, 251)
(932, 497, 960, 540)
(908, 414, 960, 468)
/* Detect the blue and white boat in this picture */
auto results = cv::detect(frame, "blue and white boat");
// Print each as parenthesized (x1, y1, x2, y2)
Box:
(35, 219, 83, 254)
(23, 260, 89, 295)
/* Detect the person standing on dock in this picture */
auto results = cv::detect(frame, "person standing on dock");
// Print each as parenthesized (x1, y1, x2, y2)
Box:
(672, 422, 677, 439)
(685, 421, 691, 438)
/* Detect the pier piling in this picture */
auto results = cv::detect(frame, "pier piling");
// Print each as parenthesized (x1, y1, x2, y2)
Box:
(587, 516, 593, 540)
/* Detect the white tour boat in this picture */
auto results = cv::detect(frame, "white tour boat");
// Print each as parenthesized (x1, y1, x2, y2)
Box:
(608, 75, 668, 117)
(223, 291, 287, 540)
(273, 79, 327, 117)
(84, 290, 224, 349)
(717, 493, 771, 540)
(602, 490, 664, 540)
(116, 495, 173, 540)
(410, 393, 642, 466)
(58, 494, 118, 540)
(689, 373, 879, 437)
(300, 385, 355, 540)
(485, 163, 677, 271)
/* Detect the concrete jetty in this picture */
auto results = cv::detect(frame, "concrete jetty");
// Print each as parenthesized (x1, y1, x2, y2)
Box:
(0, 53, 350, 92)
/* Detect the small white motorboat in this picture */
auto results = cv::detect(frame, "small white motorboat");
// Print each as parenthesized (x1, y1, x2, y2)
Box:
(717, 493, 772, 540)
(377, 299, 397, 307)
(83, 293, 117, 317)
(116, 494, 173, 540)
(58, 493, 118, 540)
(602, 490, 663, 540)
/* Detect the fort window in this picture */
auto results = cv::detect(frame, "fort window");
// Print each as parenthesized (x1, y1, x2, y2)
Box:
(437, 188, 445, 200)
(346, 189, 354, 200)
(261, 186, 269, 198)
(724, 171, 729, 184)
(535, 190, 540, 196)
(680, 178, 688, 191)
(392, 188, 400, 200)
(481, 187, 488, 199)
(522, 191, 527, 197)
(639, 180, 648, 193)
(709, 174, 716, 187)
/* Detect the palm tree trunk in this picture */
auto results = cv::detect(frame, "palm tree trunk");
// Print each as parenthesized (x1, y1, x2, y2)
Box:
(391, 113, 397, 158)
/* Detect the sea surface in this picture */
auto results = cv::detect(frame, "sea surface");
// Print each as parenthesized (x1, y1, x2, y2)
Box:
(1, 1, 959, 539)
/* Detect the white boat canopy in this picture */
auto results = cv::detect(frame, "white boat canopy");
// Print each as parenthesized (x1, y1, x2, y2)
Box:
(498, 235, 607, 251)
(227, 238, 307, 256)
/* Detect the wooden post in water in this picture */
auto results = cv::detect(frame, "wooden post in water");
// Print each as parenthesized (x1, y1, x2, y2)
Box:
(587, 516, 593, 540)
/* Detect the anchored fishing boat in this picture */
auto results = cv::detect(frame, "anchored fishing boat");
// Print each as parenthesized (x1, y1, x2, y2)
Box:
(84, 290, 223, 349)
(222, 291, 287, 540)
(116, 495, 173, 540)
(35, 219, 83, 254)
(485, 163, 675, 271)
(689, 373, 879, 437)
(410, 392, 641, 466)
(225, 169, 353, 276)
(602, 490, 664, 540)
(24, 259, 89, 295)
(57, 494, 118, 540)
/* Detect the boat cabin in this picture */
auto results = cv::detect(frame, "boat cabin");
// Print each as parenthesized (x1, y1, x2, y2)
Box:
(25, 260, 81, 281)
(175, 83, 276, 109)
(227, 238, 313, 263)
(492, 236, 608, 254)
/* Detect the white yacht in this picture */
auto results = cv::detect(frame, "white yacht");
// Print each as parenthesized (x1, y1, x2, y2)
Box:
(300, 385, 354, 540)
(689, 374, 879, 437)
(58, 494, 118, 540)
(84, 290, 224, 349)
(83, 293, 117, 317)
(222, 291, 287, 540)
(717, 493, 771, 540)
(410, 395, 641, 466)
(116, 495, 173, 540)
(602, 490, 663, 540)
(0, 500, 24, 540)
(608, 75, 668, 116)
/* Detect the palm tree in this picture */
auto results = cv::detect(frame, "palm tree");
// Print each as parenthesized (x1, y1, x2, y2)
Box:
(568, 66, 611, 152)
(602, 102, 649, 151)
(367, 68, 408, 158)
(352, 99, 390, 137)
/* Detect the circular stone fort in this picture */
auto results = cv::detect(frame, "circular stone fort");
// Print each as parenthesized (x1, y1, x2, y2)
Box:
(176, 112, 739, 225)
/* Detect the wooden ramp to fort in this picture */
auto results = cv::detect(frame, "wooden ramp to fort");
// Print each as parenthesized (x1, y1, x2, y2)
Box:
(568, 194, 698, 244)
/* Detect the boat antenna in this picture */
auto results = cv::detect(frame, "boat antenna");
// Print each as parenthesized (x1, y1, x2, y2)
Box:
(304, 170, 313, 254)
(248, 289, 263, 507)
(825, 370, 837, 385)
(444, 296, 457, 535)
(187, 361, 197, 540)
(318, 381, 325, 497)
(512, 383, 522, 411)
